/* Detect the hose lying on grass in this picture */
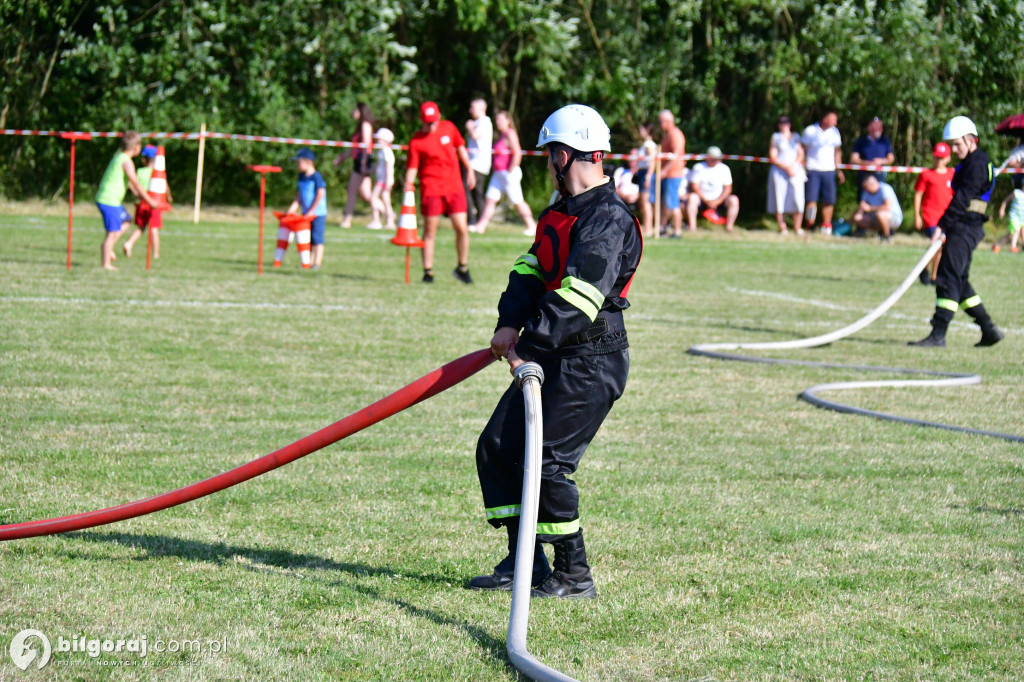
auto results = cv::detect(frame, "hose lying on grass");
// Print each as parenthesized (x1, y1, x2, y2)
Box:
(0, 349, 495, 541)
(688, 240, 1024, 444)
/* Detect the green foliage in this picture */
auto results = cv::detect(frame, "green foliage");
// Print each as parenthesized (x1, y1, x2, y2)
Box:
(2, 0, 1024, 207)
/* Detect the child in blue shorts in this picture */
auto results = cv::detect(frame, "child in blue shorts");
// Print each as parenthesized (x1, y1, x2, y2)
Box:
(287, 148, 328, 269)
(94, 131, 157, 270)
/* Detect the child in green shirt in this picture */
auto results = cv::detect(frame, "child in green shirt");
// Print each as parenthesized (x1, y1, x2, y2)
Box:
(95, 131, 156, 270)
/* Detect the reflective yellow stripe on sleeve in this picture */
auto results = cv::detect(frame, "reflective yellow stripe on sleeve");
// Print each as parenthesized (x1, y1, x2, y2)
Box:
(511, 254, 542, 280)
(553, 276, 604, 322)
(936, 298, 959, 312)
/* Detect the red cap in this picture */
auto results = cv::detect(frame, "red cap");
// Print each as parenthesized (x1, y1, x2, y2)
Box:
(933, 142, 951, 158)
(420, 101, 441, 124)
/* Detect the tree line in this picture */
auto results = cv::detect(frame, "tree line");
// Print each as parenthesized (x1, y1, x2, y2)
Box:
(2, 0, 1023, 211)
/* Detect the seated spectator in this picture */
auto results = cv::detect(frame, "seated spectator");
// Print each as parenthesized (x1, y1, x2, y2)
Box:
(613, 165, 640, 205)
(685, 147, 739, 232)
(850, 117, 895, 191)
(851, 175, 903, 239)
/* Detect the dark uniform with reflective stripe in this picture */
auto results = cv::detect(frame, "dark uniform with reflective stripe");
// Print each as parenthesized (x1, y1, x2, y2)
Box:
(931, 147, 997, 334)
(476, 179, 642, 542)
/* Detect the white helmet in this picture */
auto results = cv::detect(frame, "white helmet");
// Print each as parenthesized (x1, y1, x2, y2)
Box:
(943, 115, 978, 140)
(373, 127, 394, 144)
(536, 104, 611, 152)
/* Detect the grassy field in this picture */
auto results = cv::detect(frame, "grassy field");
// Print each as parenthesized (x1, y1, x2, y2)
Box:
(1, 203, 1022, 681)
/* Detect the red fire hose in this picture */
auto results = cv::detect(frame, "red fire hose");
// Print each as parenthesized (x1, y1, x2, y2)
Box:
(0, 349, 495, 542)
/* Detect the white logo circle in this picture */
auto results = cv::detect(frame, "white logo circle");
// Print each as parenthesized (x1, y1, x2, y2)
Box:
(10, 629, 51, 670)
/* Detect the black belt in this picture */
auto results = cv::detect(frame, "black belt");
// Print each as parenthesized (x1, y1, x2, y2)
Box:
(565, 317, 613, 346)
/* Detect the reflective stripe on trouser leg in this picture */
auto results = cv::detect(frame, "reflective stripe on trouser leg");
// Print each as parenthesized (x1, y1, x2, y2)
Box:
(961, 295, 982, 309)
(275, 226, 291, 262)
(935, 298, 958, 312)
(485, 505, 522, 521)
(475, 350, 630, 538)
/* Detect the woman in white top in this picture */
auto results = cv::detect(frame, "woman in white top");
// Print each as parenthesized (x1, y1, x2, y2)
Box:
(469, 110, 537, 236)
(767, 115, 806, 235)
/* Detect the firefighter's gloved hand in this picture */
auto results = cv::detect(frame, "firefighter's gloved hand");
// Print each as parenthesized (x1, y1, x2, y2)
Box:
(490, 327, 519, 361)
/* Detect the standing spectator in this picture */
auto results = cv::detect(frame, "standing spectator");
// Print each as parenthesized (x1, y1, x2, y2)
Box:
(767, 115, 806, 235)
(635, 122, 658, 237)
(686, 147, 739, 232)
(996, 151, 1024, 253)
(368, 128, 397, 230)
(335, 102, 375, 228)
(471, 111, 537, 236)
(850, 175, 902, 239)
(802, 109, 845, 235)
(404, 101, 476, 284)
(850, 117, 896, 190)
(913, 142, 954, 283)
(652, 109, 686, 236)
(464, 98, 493, 229)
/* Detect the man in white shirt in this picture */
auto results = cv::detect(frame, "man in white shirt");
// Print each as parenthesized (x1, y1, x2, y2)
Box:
(685, 146, 739, 232)
(802, 109, 846, 235)
(464, 98, 493, 228)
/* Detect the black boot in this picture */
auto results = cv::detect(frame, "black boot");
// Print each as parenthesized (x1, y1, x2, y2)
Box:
(976, 325, 1004, 347)
(965, 303, 1004, 347)
(908, 325, 946, 347)
(468, 521, 551, 591)
(531, 530, 597, 599)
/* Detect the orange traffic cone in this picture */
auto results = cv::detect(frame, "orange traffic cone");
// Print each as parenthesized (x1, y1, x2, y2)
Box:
(145, 146, 172, 270)
(272, 211, 312, 269)
(391, 188, 425, 284)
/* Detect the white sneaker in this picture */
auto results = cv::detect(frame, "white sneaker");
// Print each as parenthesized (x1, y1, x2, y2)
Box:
(366, 221, 383, 230)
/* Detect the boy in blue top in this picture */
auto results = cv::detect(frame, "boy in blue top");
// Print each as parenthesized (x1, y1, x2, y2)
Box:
(286, 148, 328, 269)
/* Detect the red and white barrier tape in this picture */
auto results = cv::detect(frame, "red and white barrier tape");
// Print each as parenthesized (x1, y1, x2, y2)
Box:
(4, 128, 1022, 174)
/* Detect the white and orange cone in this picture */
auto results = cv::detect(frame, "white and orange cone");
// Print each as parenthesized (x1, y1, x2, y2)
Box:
(390, 188, 426, 284)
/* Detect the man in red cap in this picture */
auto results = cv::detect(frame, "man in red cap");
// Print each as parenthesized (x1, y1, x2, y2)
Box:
(913, 142, 954, 285)
(404, 101, 477, 283)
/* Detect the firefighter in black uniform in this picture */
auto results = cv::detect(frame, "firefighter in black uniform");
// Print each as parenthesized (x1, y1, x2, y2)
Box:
(468, 105, 643, 599)
(910, 116, 1004, 348)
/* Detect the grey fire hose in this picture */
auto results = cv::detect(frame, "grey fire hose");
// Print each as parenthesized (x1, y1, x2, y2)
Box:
(689, 241, 1024, 443)
(507, 362, 580, 682)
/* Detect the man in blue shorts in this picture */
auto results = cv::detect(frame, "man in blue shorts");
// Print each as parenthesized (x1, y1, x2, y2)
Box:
(652, 109, 687, 236)
(95, 131, 158, 270)
(802, 110, 845, 235)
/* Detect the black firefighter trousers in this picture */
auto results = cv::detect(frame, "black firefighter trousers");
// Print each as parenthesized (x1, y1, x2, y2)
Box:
(933, 224, 993, 329)
(476, 349, 629, 542)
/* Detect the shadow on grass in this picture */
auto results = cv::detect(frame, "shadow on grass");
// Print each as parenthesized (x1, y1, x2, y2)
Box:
(950, 504, 1023, 517)
(66, 530, 515, 674)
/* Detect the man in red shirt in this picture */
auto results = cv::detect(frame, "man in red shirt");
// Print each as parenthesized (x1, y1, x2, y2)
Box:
(404, 101, 477, 284)
(913, 142, 954, 285)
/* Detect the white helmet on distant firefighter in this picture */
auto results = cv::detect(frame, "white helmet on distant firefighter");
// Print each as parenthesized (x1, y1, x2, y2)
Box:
(943, 115, 978, 141)
(537, 104, 611, 153)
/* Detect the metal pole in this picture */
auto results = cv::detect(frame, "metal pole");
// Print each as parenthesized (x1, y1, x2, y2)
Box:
(507, 363, 580, 682)
(67, 138, 76, 270)
(61, 132, 91, 269)
(258, 172, 266, 275)
(653, 153, 661, 240)
(193, 122, 206, 225)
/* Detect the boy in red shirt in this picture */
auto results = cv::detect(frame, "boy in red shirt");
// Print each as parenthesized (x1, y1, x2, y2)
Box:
(913, 142, 954, 285)
(404, 101, 476, 284)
